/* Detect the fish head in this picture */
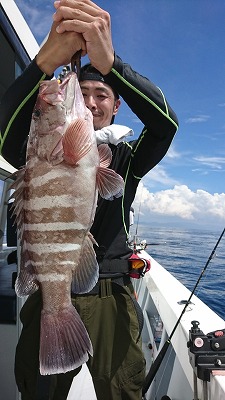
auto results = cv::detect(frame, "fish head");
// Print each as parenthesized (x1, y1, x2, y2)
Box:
(34, 79, 67, 131)
(27, 79, 67, 162)
(27, 72, 94, 165)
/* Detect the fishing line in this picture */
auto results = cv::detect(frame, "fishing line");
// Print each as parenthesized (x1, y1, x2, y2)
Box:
(131, 185, 143, 250)
(135, 187, 143, 237)
(135, 186, 143, 238)
(195, 243, 217, 298)
(142, 227, 225, 397)
(195, 266, 211, 298)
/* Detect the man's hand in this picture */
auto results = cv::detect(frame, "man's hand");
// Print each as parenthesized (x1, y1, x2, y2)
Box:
(53, 0, 115, 76)
(36, 21, 86, 76)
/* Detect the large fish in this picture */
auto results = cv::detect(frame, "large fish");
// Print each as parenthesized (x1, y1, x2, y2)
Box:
(11, 71, 124, 375)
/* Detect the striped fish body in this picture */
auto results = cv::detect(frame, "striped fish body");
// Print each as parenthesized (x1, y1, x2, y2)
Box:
(12, 72, 124, 375)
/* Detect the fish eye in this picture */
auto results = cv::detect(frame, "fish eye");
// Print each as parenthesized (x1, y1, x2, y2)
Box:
(33, 109, 41, 118)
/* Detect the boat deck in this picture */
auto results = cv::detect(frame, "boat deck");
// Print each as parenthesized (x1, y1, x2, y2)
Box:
(67, 364, 97, 400)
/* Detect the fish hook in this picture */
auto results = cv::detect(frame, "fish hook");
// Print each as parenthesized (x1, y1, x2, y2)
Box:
(71, 50, 82, 78)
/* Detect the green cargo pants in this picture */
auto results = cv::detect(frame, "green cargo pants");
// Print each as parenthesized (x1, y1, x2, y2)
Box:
(15, 280, 146, 400)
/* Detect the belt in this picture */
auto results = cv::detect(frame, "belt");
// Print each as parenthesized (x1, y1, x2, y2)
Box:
(88, 273, 131, 294)
(99, 259, 130, 274)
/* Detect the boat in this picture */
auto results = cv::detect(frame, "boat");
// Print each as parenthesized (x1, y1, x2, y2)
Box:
(1, 1, 225, 399)
(133, 250, 225, 400)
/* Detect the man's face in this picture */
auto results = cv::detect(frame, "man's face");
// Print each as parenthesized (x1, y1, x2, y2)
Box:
(80, 80, 121, 130)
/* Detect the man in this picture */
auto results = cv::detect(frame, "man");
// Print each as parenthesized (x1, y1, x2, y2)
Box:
(0, 1, 178, 399)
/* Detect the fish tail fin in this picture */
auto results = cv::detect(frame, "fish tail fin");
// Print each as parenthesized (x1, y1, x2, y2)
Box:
(39, 305, 93, 375)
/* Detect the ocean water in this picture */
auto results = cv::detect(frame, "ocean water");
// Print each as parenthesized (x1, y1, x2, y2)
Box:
(138, 227, 225, 321)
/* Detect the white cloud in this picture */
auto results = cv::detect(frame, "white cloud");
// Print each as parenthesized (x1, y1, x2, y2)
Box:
(194, 156, 225, 169)
(166, 144, 181, 159)
(142, 165, 179, 188)
(185, 115, 210, 123)
(132, 183, 225, 228)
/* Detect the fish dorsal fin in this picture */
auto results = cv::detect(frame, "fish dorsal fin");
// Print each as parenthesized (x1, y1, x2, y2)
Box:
(62, 118, 92, 165)
(96, 166, 124, 200)
(8, 168, 26, 238)
(98, 144, 112, 168)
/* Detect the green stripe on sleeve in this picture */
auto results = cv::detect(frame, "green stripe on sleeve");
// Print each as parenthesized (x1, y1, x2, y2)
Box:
(0, 74, 46, 154)
(111, 68, 178, 131)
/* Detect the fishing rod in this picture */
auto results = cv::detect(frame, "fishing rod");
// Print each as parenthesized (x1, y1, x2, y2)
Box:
(132, 187, 143, 251)
(142, 227, 225, 397)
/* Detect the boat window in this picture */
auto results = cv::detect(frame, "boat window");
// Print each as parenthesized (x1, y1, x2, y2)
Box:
(15, 57, 23, 79)
(0, 25, 26, 101)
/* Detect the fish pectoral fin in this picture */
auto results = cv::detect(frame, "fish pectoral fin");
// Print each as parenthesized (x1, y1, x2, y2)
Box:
(98, 144, 112, 168)
(71, 235, 99, 294)
(40, 305, 93, 375)
(62, 118, 92, 165)
(96, 167, 124, 200)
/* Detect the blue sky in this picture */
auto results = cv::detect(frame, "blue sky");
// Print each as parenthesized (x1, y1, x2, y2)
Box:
(14, 0, 225, 231)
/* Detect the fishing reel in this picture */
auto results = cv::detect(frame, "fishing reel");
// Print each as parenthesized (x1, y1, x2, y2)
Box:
(187, 320, 225, 382)
(129, 252, 151, 279)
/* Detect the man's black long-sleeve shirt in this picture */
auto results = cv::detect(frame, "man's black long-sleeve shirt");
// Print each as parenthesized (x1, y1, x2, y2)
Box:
(0, 54, 178, 262)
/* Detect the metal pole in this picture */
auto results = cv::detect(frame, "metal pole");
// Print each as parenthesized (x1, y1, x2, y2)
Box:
(203, 380, 208, 400)
(193, 371, 198, 400)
